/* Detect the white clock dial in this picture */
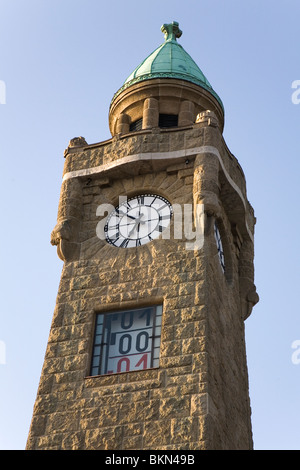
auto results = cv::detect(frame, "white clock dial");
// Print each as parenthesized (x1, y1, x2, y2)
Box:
(104, 194, 172, 248)
(214, 222, 225, 272)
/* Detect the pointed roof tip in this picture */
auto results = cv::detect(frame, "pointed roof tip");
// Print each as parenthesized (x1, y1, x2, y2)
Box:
(110, 21, 223, 111)
(161, 21, 182, 42)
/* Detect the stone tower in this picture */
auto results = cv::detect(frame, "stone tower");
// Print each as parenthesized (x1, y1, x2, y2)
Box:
(26, 21, 258, 450)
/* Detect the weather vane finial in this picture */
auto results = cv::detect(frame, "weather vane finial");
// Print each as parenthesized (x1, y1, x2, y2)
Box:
(161, 21, 182, 42)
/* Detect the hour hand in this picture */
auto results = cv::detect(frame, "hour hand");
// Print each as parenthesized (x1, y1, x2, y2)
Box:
(118, 210, 136, 220)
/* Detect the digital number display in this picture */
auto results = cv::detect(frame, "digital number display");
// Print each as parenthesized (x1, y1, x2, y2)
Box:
(90, 306, 162, 376)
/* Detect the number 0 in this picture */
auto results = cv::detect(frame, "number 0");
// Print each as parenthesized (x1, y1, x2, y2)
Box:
(119, 334, 132, 354)
(117, 357, 130, 373)
(136, 331, 149, 352)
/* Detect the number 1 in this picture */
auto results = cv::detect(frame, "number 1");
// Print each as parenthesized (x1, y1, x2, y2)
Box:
(135, 353, 148, 369)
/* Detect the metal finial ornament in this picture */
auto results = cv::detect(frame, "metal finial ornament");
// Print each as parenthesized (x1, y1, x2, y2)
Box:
(161, 21, 182, 41)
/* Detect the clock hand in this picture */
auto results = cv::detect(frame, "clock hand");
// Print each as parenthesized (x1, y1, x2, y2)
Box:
(128, 215, 146, 237)
(128, 222, 138, 237)
(118, 210, 136, 220)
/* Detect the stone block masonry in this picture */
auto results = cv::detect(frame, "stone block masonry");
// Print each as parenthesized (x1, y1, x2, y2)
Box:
(26, 120, 257, 450)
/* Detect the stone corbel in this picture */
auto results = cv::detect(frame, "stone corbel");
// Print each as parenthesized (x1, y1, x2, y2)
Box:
(238, 239, 259, 320)
(240, 278, 259, 320)
(51, 178, 82, 262)
(51, 218, 80, 262)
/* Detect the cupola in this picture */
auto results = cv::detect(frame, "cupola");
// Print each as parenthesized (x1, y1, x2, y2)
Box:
(109, 21, 224, 136)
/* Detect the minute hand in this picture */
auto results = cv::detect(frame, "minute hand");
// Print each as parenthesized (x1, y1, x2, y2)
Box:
(128, 215, 145, 237)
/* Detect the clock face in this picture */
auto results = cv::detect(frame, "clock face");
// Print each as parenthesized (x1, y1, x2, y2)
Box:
(214, 222, 225, 272)
(104, 194, 173, 248)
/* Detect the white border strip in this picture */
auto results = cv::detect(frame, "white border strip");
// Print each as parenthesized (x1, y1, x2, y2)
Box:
(63, 145, 253, 242)
(62, 148, 189, 182)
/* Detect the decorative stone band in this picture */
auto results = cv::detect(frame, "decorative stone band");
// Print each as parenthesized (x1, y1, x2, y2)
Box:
(110, 73, 224, 111)
(62, 145, 253, 243)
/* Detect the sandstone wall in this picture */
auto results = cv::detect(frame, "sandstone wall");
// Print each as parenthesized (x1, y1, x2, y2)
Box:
(26, 121, 256, 450)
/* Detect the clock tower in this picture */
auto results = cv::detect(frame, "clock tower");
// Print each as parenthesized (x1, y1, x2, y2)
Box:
(26, 21, 258, 450)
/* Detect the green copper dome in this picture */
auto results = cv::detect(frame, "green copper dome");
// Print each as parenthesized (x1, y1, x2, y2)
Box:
(111, 21, 223, 109)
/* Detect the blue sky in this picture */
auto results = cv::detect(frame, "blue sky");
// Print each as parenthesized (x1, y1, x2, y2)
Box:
(0, 0, 300, 450)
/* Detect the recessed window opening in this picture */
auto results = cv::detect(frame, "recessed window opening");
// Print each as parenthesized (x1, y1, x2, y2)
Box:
(159, 114, 178, 128)
(90, 305, 162, 376)
(214, 221, 225, 273)
(129, 118, 143, 132)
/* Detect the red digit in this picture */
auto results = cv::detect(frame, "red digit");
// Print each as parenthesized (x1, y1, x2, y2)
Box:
(117, 357, 130, 373)
(135, 353, 148, 369)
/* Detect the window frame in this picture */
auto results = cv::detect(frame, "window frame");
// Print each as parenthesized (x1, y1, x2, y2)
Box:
(89, 305, 163, 377)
